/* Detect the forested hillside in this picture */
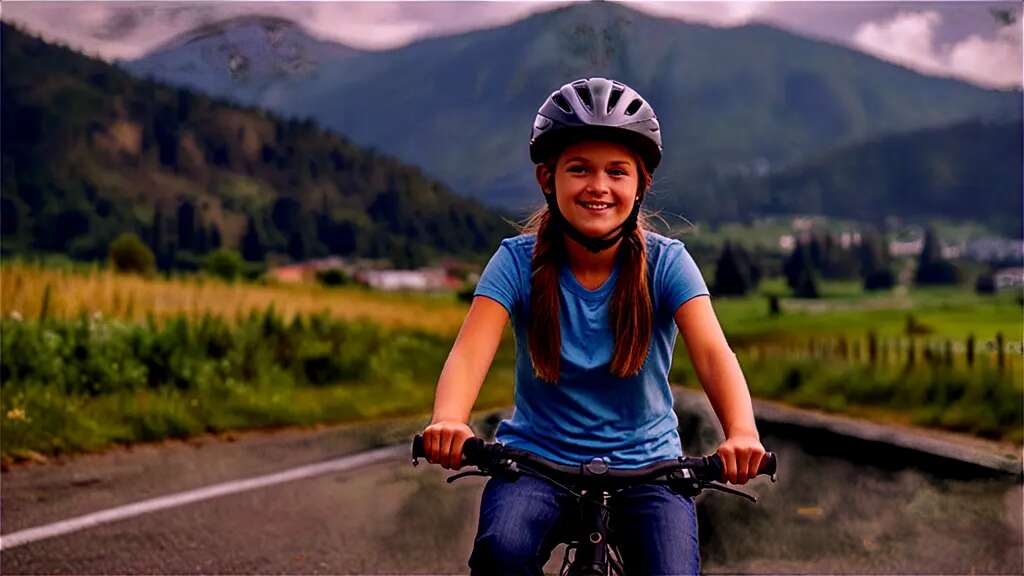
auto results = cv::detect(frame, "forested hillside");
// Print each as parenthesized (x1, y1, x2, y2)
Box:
(1, 23, 512, 269)
(678, 119, 1022, 236)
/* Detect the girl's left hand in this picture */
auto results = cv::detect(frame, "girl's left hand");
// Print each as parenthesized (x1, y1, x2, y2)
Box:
(716, 433, 766, 485)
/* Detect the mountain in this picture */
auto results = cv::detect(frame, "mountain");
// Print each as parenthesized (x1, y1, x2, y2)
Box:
(126, 15, 364, 109)
(707, 118, 1022, 237)
(1, 22, 512, 268)
(128, 2, 1022, 214)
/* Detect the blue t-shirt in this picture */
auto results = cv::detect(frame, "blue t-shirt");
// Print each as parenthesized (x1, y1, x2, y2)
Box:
(473, 230, 710, 468)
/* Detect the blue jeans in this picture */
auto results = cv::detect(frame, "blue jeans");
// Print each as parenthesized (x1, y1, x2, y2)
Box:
(469, 472, 700, 575)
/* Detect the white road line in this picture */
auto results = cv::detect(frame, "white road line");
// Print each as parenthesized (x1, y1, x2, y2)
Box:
(0, 444, 407, 551)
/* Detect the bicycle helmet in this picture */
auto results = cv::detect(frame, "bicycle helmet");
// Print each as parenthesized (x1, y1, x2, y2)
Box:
(530, 77, 662, 172)
(529, 77, 662, 253)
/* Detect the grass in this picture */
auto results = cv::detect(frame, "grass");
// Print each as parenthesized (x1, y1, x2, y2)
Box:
(1, 261, 1020, 460)
(1, 261, 469, 335)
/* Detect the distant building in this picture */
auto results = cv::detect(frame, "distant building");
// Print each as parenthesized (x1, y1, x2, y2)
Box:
(357, 268, 451, 291)
(994, 267, 1024, 290)
(889, 238, 923, 257)
(965, 238, 1024, 263)
(269, 263, 313, 284)
(269, 257, 475, 291)
(838, 231, 861, 249)
(268, 257, 350, 284)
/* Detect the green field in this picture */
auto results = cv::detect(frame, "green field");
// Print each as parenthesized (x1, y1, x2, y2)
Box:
(2, 264, 1021, 462)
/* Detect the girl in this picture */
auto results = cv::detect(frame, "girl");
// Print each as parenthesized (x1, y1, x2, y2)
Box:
(422, 77, 766, 575)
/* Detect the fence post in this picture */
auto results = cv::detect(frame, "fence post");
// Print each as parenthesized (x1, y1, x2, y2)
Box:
(39, 282, 53, 321)
(966, 334, 975, 367)
(997, 332, 1005, 371)
(868, 332, 878, 365)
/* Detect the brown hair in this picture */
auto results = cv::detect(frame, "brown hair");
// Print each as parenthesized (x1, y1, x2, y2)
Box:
(523, 154, 653, 383)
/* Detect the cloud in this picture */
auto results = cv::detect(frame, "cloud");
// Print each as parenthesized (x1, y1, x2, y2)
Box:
(948, 18, 1023, 88)
(853, 8, 1022, 89)
(2, 1, 1020, 88)
(1, 1, 568, 57)
(629, 1, 768, 27)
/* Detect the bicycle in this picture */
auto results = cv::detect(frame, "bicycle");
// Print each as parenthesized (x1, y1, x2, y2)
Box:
(411, 435, 778, 576)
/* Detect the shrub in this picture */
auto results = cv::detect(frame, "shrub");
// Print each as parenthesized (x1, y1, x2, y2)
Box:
(108, 233, 155, 275)
(204, 249, 245, 282)
(316, 268, 350, 287)
(974, 273, 996, 295)
(864, 269, 896, 291)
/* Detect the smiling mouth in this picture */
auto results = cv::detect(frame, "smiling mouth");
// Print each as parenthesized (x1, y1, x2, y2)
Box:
(578, 201, 615, 212)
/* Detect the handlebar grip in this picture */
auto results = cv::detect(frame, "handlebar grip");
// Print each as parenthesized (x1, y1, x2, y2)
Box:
(411, 434, 486, 466)
(707, 451, 777, 481)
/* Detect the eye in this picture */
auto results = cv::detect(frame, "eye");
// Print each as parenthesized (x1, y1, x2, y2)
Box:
(566, 165, 588, 174)
(609, 168, 629, 177)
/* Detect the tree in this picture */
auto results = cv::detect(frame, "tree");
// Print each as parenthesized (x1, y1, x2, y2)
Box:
(713, 242, 753, 296)
(914, 226, 959, 285)
(109, 232, 155, 275)
(177, 200, 196, 252)
(784, 241, 820, 298)
(241, 215, 266, 262)
(209, 223, 222, 249)
(859, 230, 895, 291)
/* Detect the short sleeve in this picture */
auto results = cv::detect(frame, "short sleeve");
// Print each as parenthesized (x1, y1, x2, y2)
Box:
(473, 241, 521, 316)
(659, 241, 710, 315)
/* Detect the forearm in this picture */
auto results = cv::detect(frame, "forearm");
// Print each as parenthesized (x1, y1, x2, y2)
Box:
(431, 346, 488, 424)
(694, 348, 758, 438)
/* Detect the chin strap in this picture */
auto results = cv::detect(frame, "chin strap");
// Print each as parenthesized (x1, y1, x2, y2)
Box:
(544, 192, 642, 253)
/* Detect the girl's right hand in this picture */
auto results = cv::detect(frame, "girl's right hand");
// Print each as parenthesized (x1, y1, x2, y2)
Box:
(422, 421, 475, 470)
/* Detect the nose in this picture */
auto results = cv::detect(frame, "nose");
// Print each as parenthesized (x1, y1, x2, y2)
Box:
(584, 172, 613, 197)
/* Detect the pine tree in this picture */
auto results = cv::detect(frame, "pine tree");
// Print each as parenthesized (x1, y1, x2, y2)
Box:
(860, 230, 895, 290)
(784, 241, 820, 298)
(209, 223, 222, 249)
(914, 226, 959, 285)
(176, 200, 196, 252)
(714, 242, 753, 296)
(241, 215, 265, 262)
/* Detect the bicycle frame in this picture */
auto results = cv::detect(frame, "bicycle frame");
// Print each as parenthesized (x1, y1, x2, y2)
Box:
(559, 486, 624, 576)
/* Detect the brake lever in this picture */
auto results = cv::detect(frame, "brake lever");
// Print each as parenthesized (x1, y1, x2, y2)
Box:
(703, 481, 758, 503)
(446, 470, 489, 483)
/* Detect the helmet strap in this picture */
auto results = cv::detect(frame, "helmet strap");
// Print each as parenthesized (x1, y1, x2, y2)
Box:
(543, 192, 642, 254)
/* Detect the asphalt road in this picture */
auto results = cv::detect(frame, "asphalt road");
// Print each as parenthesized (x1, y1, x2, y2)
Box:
(2, 399, 1021, 575)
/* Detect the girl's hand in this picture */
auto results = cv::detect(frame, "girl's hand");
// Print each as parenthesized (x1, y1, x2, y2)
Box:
(716, 433, 766, 485)
(422, 421, 475, 470)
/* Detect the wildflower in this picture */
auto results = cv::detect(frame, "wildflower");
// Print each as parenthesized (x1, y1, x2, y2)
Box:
(6, 408, 27, 421)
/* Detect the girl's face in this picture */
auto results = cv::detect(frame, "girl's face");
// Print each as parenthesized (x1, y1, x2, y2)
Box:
(537, 140, 642, 240)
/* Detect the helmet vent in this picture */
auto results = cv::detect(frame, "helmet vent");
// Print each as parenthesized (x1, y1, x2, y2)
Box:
(624, 98, 643, 116)
(572, 82, 594, 112)
(607, 85, 624, 113)
(551, 93, 573, 114)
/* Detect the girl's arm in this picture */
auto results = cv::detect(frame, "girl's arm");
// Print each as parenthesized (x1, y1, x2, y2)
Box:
(675, 294, 766, 485)
(423, 295, 509, 470)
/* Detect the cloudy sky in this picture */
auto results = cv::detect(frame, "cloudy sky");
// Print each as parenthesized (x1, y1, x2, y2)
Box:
(2, 1, 1021, 89)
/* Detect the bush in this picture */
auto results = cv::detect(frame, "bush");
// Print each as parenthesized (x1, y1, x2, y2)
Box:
(108, 233, 155, 275)
(974, 273, 996, 295)
(204, 249, 244, 282)
(316, 268, 350, 287)
(864, 269, 896, 291)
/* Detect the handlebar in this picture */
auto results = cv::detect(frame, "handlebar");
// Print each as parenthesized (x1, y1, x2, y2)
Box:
(411, 435, 777, 490)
